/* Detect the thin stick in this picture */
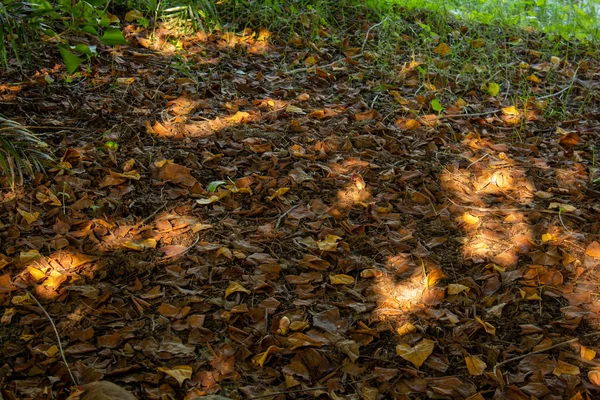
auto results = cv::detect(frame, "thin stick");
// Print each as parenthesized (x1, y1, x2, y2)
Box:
(285, 16, 388, 76)
(361, 16, 390, 53)
(445, 197, 587, 222)
(492, 337, 579, 380)
(139, 202, 168, 226)
(284, 53, 364, 75)
(23, 288, 78, 386)
(275, 204, 300, 229)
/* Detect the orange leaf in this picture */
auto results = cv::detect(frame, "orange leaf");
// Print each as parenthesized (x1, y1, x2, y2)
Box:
(586, 241, 600, 258)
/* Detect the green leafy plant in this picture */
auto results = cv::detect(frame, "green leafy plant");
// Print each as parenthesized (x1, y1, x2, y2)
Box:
(0, 115, 54, 189)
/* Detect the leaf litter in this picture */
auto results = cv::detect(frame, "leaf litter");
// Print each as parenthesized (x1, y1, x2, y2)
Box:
(1, 9, 600, 400)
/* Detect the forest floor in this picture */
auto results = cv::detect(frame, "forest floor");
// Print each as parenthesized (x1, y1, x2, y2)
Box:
(1, 9, 600, 400)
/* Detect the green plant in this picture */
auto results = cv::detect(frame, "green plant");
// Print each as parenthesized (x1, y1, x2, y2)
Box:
(0, 115, 54, 189)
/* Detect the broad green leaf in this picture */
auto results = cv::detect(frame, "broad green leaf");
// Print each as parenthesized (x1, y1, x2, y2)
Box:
(487, 82, 500, 96)
(101, 28, 127, 45)
(74, 44, 93, 57)
(58, 46, 83, 74)
(207, 181, 226, 192)
(431, 98, 444, 113)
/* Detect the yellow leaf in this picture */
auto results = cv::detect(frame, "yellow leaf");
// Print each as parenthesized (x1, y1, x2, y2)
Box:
(122, 238, 157, 251)
(11, 292, 33, 306)
(447, 284, 469, 295)
(475, 316, 496, 335)
(389, 90, 409, 105)
(426, 268, 444, 288)
(396, 322, 417, 336)
(20, 250, 41, 263)
(553, 360, 580, 376)
(125, 9, 144, 22)
(17, 208, 39, 224)
(501, 106, 519, 116)
(116, 77, 135, 86)
(527, 74, 542, 83)
(487, 82, 500, 96)
(304, 56, 317, 67)
(27, 266, 46, 282)
(157, 365, 192, 386)
(519, 287, 541, 301)
(267, 187, 290, 201)
(286, 105, 306, 115)
(461, 212, 480, 225)
(405, 119, 421, 130)
(360, 269, 383, 279)
(465, 355, 487, 376)
(252, 345, 283, 367)
(433, 43, 451, 56)
(45, 345, 59, 358)
(330, 274, 354, 285)
(225, 282, 250, 298)
(317, 234, 341, 252)
(541, 233, 555, 243)
(396, 339, 435, 368)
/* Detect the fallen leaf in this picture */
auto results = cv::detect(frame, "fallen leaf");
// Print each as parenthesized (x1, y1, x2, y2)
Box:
(553, 360, 580, 375)
(396, 339, 435, 368)
(158, 365, 192, 386)
(586, 242, 600, 258)
(465, 355, 487, 376)
(252, 345, 283, 367)
(225, 282, 251, 297)
(330, 274, 354, 285)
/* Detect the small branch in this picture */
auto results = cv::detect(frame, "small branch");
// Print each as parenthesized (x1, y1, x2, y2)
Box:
(492, 337, 579, 381)
(139, 202, 168, 226)
(361, 16, 389, 53)
(275, 204, 300, 229)
(284, 53, 363, 75)
(22, 288, 78, 386)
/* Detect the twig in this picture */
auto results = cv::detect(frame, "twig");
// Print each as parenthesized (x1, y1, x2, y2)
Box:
(492, 337, 579, 385)
(139, 202, 168, 226)
(284, 53, 364, 75)
(438, 109, 501, 120)
(361, 16, 390, 53)
(22, 288, 78, 386)
(445, 197, 587, 222)
(275, 204, 300, 229)
(160, 234, 200, 260)
(284, 16, 388, 76)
